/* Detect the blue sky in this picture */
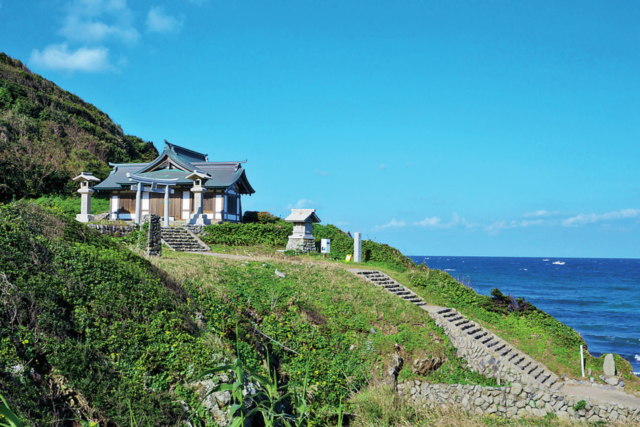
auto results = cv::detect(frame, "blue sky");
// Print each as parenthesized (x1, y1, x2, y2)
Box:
(2, 0, 639, 258)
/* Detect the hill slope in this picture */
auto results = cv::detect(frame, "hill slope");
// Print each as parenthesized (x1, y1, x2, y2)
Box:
(0, 53, 158, 202)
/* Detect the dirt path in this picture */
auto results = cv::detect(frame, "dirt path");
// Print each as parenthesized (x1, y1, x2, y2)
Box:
(187, 251, 252, 260)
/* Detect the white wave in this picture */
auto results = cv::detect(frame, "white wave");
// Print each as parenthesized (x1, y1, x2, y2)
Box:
(444, 269, 456, 271)
(635, 354, 640, 362)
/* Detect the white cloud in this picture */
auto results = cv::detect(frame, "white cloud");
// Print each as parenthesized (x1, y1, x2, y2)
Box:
(562, 208, 640, 227)
(146, 6, 184, 33)
(60, 16, 140, 44)
(373, 218, 406, 231)
(415, 216, 441, 227)
(414, 212, 474, 230)
(522, 210, 561, 218)
(315, 169, 329, 176)
(30, 44, 112, 72)
(59, 0, 139, 45)
(485, 219, 543, 234)
(294, 199, 318, 209)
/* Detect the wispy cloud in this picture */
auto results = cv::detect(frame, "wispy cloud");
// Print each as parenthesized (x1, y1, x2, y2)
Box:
(293, 199, 319, 209)
(147, 6, 184, 33)
(378, 164, 386, 170)
(59, 0, 139, 45)
(522, 210, 561, 218)
(315, 169, 330, 176)
(373, 218, 406, 231)
(413, 213, 474, 230)
(562, 209, 640, 227)
(60, 16, 139, 44)
(30, 44, 112, 72)
(484, 219, 543, 234)
(31, 0, 139, 73)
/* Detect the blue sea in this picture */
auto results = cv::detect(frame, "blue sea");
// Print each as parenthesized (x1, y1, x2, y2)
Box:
(409, 256, 640, 376)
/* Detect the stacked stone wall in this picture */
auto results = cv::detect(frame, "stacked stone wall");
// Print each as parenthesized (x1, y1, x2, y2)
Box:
(431, 308, 560, 392)
(147, 215, 161, 257)
(87, 224, 137, 236)
(398, 381, 640, 423)
(285, 237, 316, 253)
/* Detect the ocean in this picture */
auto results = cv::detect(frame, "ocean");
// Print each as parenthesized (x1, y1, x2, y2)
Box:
(409, 256, 640, 377)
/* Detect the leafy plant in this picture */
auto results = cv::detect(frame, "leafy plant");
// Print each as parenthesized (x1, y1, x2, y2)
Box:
(573, 400, 586, 411)
(0, 394, 24, 427)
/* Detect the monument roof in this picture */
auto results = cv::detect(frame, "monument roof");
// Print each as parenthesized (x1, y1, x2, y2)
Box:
(285, 209, 321, 223)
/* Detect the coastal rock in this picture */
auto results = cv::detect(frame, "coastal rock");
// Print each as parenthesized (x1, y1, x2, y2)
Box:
(603, 354, 616, 377)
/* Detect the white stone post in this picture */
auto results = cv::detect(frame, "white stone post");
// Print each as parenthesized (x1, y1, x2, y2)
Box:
(134, 183, 142, 224)
(76, 182, 94, 222)
(164, 185, 170, 227)
(189, 179, 210, 225)
(354, 232, 362, 263)
(73, 173, 101, 223)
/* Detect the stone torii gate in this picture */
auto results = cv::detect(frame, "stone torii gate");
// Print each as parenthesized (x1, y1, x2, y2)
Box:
(126, 173, 179, 226)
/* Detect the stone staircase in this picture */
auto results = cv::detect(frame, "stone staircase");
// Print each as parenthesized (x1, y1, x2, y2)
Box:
(161, 227, 210, 252)
(348, 268, 563, 393)
(352, 270, 427, 306)
(431, 307, 563, 392)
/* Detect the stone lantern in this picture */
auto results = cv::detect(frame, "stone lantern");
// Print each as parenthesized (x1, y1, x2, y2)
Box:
(73, 172, 101, 222)
(187, 170, 211, 225)
(284, 209, 321, 252)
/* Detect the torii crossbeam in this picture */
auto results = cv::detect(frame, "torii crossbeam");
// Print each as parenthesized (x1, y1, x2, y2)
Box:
(127, 173, 179, 226)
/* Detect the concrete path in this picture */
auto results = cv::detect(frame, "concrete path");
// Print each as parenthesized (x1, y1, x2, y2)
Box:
(563, 385, 640, 408)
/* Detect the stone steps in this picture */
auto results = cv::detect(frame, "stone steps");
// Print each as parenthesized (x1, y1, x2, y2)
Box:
(352, 270, 427, 307)
(161, 227, 209, 252)
(433, 308, 562, 392)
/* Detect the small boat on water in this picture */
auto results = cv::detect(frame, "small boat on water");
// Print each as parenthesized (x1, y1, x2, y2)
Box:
(552, 261, 565, 265)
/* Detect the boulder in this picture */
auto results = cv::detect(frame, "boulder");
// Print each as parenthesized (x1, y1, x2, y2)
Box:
(412, 356, 446, 376)
(603, 354, 616, 377)
(606, 377, 619, 386)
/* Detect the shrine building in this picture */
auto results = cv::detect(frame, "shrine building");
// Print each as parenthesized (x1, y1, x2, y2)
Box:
(93, 141, 255, 224)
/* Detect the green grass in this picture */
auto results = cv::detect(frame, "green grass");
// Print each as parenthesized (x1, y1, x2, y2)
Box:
(151, 252, 497, 405)
(32, 193, 111, 216)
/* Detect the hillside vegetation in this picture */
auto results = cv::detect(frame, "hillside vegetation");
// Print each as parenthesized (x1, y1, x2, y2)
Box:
(0, 53, 158, 202)
(0, 202, 490, 426)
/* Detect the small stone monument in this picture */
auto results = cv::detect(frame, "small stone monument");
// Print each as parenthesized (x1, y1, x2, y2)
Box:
(603, 353, 616, 377)
(187, 171, 211, 225)
(72, 172, 101, 223)
(354, 232, 362, 263)
(147, 214, 162, 257)
(284, 209, 321, 252)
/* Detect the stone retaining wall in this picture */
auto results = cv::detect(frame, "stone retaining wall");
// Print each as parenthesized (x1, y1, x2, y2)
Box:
(398, 380, 640, 423)
(431, 308, 560, 392)
(147, 215, 161, 257)
(87, 224, 137, 236)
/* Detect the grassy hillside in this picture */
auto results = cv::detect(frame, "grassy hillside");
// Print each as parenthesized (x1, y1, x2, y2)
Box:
(0, 202, 490, 426)
(0, 53, 158, 202)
